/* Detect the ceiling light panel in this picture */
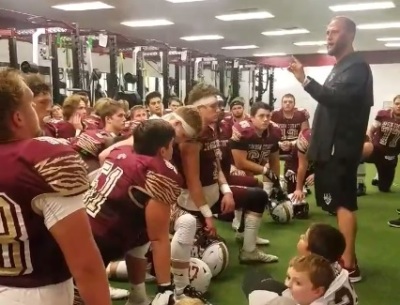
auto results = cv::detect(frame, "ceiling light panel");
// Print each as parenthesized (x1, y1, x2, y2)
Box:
(294, 40, 326, 46)
(216, 11, 274, 21)
(385, 42, 400, 47)
(377, 37, 400, 41)
(262, 29, 309, 36)
(329, 1, 395, 12)
(121, 19, 174, 27)
(166, 0, 206, 3)
(253, 52, 286, 57)
(181, 35, 224, 41)
(358, 22, 400, 30)
(222, 45, 259, 50)
(317, 49, 328, 54)
(51, 1, 114, 11)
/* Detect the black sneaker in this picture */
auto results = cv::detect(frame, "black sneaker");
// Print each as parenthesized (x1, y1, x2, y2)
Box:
(357, 183, 366, 196)
(396, 208, 400, 214)
(388, 218, 400, 228)
(371, 178, 379, 186)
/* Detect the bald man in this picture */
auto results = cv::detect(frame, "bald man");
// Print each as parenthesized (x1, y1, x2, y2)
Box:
(288, 16, 373, 283)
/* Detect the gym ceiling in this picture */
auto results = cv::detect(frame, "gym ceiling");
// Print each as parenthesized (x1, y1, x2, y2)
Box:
(1, 0, 400, 58)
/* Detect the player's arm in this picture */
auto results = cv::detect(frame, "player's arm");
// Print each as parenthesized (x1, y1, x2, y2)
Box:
(304, 63, 370, 107)
(179, 141, 211, 216)
(296, 151, 309, 191)
(99, 137, 133, 164)
(367, 118, 381, 140)
(268, 151, 280, 177)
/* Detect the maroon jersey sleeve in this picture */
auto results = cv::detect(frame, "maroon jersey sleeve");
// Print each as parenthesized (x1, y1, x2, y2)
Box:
(297, 129, 312, 154)
(29, 137, 90, 196)
(230, 120, 256, 150)
(53, 121, 77, 139)
(42, 122, 58, 137)
(298, 108, 310, 122)
(72, 129, 112, 158)
(269, 123, 282, 153)
(270, 110, 281, 123)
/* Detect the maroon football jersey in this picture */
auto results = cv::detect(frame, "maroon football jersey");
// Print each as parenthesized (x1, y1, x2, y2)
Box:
(173, 126, 221, 187)
(84, 114, 104, 130)
(121, 120, 141, 137)
(223, 114, 250, 129)
(285, 128, 312, 172)
(0, 137, 89, 287)
(85, 146, 183, 253)
(230, 120, 281, 167)
(372, 109, 400, 155)
(42, 122, 58, 137)
(271, 108, 309, 141)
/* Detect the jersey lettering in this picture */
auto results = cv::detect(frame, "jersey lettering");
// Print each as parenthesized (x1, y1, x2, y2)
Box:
(85, 161, 124, 217)
(189, 265, 199, 281)
(0, 193, 33, 276)
(239, 120, 250, 129)
(333, 285, 356, 305)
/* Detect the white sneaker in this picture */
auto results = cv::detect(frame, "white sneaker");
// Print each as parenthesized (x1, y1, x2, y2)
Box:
(110, 285, 129, 300)
(232, 219, 240, 231)
(235, 232, 270, 245)
(125, 296, 150, 305)
(145, 272, 156, 283)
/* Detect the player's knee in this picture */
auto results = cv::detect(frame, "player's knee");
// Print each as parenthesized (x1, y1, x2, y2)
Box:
(245, 187, 269, 214)
(174, 214, 197, 245)
(362, 142, 373, 160)
(126, 242, 150, 259)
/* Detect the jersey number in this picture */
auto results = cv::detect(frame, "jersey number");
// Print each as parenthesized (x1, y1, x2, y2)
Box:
(0, 193, 32, 276)
(85, 161, 123, 217)
(334, 285, 356, 305)
(379, 128, 400, 148)
(189, 265, 199, 281)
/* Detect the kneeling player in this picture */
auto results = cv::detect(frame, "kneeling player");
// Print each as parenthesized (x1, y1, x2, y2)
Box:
(84, 120, 183, 305)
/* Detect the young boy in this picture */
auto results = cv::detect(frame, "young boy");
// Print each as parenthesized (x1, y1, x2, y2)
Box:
(244, 223, 358, 305)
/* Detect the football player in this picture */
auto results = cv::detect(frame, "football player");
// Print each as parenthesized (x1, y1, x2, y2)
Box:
(84, 98, 110, 130)
(0, 69, 111, 305)
(170, 84, 277, 302)
(271, 94, 310, 157)
(223, 97, 249, 126)
(364, 95, 400, 193)
(130, 105, 148, 122)
(84, 119, 185, 305)
(230, 102, 282, 195)
(146, 91, 164, 119)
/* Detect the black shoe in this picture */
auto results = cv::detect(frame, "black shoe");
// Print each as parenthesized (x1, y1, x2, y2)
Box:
(305, 186, 312, 196)
(396, 208, 400, 214)
(357, 183, 366, 197)
(181, 286, 208, 302)
(388, 218, 400, 228)
(371, 179, 379, 186)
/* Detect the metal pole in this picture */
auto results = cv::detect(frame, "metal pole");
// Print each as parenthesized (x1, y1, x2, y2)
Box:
(174, 62, 180, 97)
(231, 60, 240, 99)
(8, 35, 18, 69)
(268, 68, 276, 107)
(218, 59, 225, 96)
(161, 49, 169, 108)
(136, 48, 144, 100)
(71, 24, 82, 89)
(257, 66, 264, 101)
(108, 35, 118, 98)
(50, 37, 61, 104)
(185, 52, 192, 98)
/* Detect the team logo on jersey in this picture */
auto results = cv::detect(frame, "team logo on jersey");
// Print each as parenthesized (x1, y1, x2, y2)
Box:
(323, 193, 332, 205)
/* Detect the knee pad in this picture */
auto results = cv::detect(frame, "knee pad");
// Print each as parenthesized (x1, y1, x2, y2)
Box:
(126, 242, 151, 259)
(245, 187, 269, 214)
(174, 213, 197, 245)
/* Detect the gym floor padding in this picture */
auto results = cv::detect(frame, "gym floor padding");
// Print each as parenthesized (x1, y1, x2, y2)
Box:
(111, 164, 400, 305)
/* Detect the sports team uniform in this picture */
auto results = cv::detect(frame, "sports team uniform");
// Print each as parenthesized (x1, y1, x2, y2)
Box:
(284, 129, 313, 194)
(230, 120, 282, 175)
(43, 120, 81, 139)
(0, 137, 89, 305)
(365, 109, 400, 191)
(84, 145, 183, 267)
(271, 108, 309, 157)
(84, 114, 104, 131)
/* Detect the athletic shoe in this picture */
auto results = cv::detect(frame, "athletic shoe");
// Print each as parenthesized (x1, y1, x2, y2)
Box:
(396, 208, 400, 214)
(239, 249, 278, 264)
(347, 265, 362, 283)
(388, 218, 400, 228)
(356, 183, 366, 196)
(235, 232, 270, 246)
(109, 286, 129, 300)
(371, 178, 379, 186)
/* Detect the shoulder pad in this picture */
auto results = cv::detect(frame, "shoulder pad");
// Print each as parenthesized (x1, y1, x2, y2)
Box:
(298, 108, 310, 120)
(231, 120, 254, 141)
(376, 109, 390, 121)
(29, 137, 89, 196)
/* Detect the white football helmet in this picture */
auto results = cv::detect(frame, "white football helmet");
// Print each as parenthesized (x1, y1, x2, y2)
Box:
(270, 200, 294, 223)
(287, 193, 310, 219)
(189, 258, 212, 293)
(201, 241, 229, 277)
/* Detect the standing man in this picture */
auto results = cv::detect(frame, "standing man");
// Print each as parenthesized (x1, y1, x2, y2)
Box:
(288, 16, 373, 283)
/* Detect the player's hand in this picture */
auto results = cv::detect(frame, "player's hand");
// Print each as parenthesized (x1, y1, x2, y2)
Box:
(204, 217, 217, 237)
(151, 291, 175, 305)
(71, 113, 83, 131)
(281, 141, 291, 151)
(292, 189, 305, 203)
(221, 193, 235, 214)
(288, 56, 306, 83)
(285, 170, 296, 183)
(305, 174, 315, 186)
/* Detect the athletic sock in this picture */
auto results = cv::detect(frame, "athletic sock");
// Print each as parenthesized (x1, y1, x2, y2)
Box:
(128, 282, 147, 304)
(171, 267, 190, 295)
(242, 214, 262, 252)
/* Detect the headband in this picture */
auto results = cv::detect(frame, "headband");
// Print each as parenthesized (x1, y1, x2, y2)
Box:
(162, 113, 197, 138)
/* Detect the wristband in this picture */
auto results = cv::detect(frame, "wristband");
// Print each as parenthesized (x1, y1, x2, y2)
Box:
(199, 204, 213, 218)
(291, 140, 297, 146)
(220, 183, 232, 195)
(262, 165, 269, 175)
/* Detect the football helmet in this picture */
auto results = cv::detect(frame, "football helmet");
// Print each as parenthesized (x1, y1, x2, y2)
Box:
(269, 199, 294, 223)
(189, 258, 213, 293)
(287, 193, 309, 219)
(201, 240, 229, 277)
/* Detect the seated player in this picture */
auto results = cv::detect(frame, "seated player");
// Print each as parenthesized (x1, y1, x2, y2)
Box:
(230, 102, 283, 197)
(71, 99, 127, 173)
(244, 223, 358, 305)
(84, 120, 184, 305)
(271, 93, 309, 158)
(0, 69, 110, 305)
(84, 98, 111, 130)
(165, 96, 183, 114)
(146, 91, 164, 119)
(50, 104, 63, 121)
(285, 128, 314, 203)
(223, 97, 249, 126)
(130, 105, 148, 122)
(364, 95, 400, 193)
(170, 84, 277, 301)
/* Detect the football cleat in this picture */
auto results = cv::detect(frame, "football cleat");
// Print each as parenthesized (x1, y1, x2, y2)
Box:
(239, 249, 278, 264)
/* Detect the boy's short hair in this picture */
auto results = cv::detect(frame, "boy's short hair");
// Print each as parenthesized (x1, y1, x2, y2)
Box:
(250, 102, 273, 117)
(133, 120, 175, 156)
(130, 105, 145, 115)
(145, 91, 162, 106)
(173, 106, 203, 138)
(62, 94, 88, 120)
(187, 83, 220, 106)
(289, 254, 335, 292)
(22, 73, 51, 97)
(307, 223, 346, 263)
(97, 99, 124, 121)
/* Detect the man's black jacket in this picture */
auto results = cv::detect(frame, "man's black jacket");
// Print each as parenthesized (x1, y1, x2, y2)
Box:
(305, 52, 373, 162)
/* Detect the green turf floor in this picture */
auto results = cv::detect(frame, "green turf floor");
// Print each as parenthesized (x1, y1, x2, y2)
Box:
(112, 164, 400, 305)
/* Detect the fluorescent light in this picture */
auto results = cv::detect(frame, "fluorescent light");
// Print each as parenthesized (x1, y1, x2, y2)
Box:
(222, 45, 259, 50)
(166, 0, 205, 2)
(385, 42, 400, 47)
(181, 35, 224, 41)
(377, 37, 400, 41)
(262, 28, 309, 36)
(216, 11, 274, 21)
(329, 1, 395, 12)
(51, 1, 114, 11)
(317, 49, 328, 54)
(294, 40, 326, 46)
(121, 19, 174, 27)
(253, 52, 286, 57)
(358, 22, 400, 30)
